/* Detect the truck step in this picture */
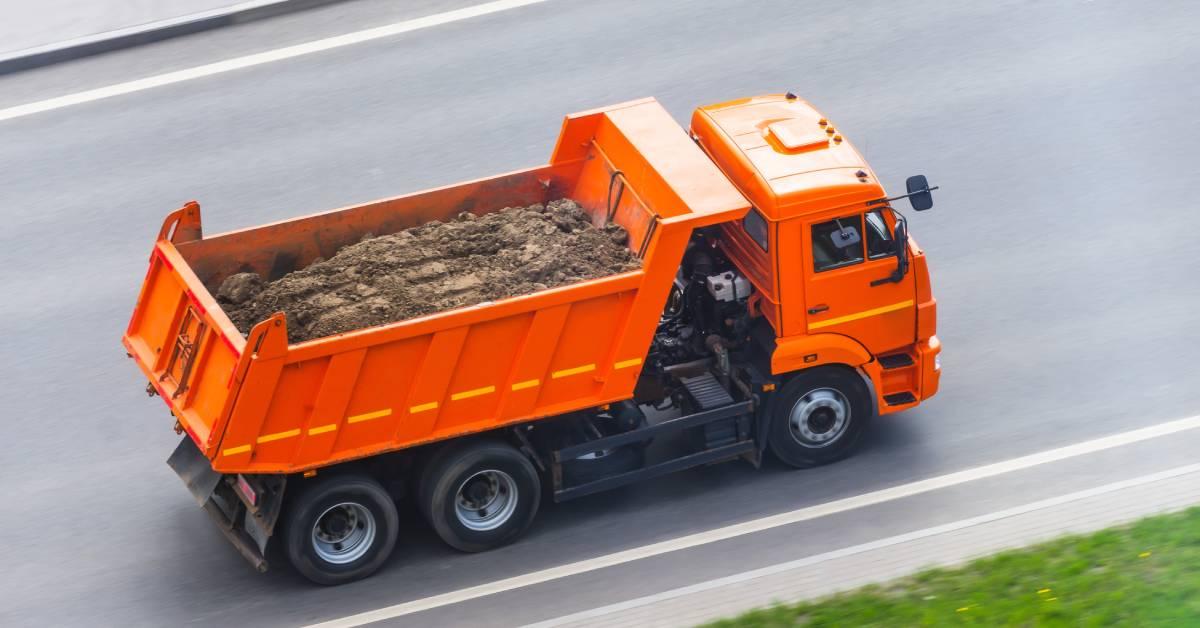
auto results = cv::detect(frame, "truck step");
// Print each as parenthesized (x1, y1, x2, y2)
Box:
(884, 391, 917, 406)
(878, 353, 915, 370)
(681, 372, 736, 410)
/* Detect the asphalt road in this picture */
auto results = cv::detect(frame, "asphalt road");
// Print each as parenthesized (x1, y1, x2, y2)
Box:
(1, 0, 1199, 625)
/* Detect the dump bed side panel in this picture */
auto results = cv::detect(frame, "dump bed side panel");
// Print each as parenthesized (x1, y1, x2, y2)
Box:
(213, 274, 645, 472)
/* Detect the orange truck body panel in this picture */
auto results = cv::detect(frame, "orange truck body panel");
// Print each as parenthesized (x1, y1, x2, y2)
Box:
(123, 98, 750, 474)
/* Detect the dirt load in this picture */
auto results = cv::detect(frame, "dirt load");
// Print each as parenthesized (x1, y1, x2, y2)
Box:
(217, 199, 640, 343)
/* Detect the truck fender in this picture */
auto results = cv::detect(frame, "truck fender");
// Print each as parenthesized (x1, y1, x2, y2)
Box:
(769, 333, 872, 375)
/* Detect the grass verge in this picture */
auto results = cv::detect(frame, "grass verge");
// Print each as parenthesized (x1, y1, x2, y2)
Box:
(707, 506, 1200, 627)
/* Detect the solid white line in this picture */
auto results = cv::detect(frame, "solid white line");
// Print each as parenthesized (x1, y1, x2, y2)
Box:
(0, 0, 554, 124)
(527, 463, 1200, 627)
(305, 414, 1200, 628)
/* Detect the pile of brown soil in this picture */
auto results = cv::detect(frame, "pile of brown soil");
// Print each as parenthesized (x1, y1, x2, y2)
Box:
(217, 199, 640, 343)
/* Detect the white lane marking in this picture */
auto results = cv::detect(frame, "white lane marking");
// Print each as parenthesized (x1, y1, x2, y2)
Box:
(0, 0, 554, 124)
(305, 413, 1200, 628)
(528, 463, 1200, 627)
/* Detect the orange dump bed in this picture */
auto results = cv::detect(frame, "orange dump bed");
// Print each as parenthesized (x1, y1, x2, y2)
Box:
(123, 98, 750, 474)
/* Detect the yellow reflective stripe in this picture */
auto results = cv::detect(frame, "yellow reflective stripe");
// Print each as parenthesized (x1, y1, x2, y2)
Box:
(409, 401, 439, 414)
(807, 300, 914, 330)
(308, 424, 337, 436)
(347, 408, 392, 423)
(552, 363, 596, 379)
(222, 444, 251, 457)
(256, 428, 300, 444)
(614, 357, 643, 370)
(511, 379, 540, 391)
(451, 385, 496, 401)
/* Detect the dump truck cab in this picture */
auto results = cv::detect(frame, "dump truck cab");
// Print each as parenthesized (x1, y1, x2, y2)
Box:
(691, 94, 940, 414)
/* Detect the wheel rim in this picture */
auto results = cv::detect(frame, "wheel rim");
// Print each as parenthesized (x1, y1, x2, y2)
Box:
(454, 469, 518, 532)
(788, 387, 850, 448)
(311, 502, 376, 565)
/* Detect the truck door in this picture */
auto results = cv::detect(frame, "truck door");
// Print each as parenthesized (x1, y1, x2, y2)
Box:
(802, 208, 916, 355)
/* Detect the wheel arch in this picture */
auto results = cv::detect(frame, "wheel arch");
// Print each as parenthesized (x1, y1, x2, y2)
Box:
(770, 332, 872, 375)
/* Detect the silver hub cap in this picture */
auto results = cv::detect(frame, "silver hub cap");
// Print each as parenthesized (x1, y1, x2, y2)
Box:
(455, 470, 518, 532)
(788, 387, 850, 448)
(312, 502, 376, 565)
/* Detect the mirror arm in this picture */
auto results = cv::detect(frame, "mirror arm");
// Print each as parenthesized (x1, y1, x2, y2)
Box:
(867, 185, 939, 206)
(833, 217, 850, 238)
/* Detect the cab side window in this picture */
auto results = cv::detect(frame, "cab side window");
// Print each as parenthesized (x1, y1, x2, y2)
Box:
(743, 208, 769, 252)
(864, 209, 894, 259)
(812, 215, 865, 272)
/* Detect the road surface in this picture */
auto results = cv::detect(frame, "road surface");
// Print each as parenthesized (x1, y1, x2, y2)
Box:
(1, 0, 1198, 625)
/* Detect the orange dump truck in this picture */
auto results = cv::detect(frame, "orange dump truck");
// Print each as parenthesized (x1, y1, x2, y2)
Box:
(124, 95, 940, 584)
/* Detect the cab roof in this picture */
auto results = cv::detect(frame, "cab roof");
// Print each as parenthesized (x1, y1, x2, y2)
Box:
(691, 94, 886, 221)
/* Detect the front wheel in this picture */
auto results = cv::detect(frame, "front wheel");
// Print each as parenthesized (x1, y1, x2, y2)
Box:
(767, 366, 872, 468)
(282, 474, 399, 585)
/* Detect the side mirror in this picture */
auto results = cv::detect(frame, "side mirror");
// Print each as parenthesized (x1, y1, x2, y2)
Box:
(905, 175, 935, 211)
(831, 226, 861, 249)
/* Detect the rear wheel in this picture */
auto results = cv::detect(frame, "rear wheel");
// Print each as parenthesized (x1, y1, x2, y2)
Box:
(418, 440, 541, 553)
(282, 473, 399, 585)
(768, 366, 871, 468)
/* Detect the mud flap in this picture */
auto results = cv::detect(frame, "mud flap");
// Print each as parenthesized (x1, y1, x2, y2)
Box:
(167, 437, 279, 572)
(167, 436, 222, 506)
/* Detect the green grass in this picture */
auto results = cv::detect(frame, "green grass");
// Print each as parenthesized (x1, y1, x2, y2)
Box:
(706, 506, 1200, 627)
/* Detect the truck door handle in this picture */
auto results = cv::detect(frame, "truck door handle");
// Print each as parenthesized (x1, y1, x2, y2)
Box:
(808, 304, 829, 315)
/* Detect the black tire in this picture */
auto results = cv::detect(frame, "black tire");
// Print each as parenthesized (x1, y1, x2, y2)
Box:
(282, 473, 399, 586)
(767, 366, 872, 468)
(561, 443, 644, 487)
(418, 440, 541, 553)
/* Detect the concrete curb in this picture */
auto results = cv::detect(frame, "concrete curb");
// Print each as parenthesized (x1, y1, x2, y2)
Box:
(0, 0, 353, 76)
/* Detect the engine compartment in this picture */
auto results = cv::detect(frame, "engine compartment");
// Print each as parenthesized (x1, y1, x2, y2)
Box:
(636, 229, 759, 409)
